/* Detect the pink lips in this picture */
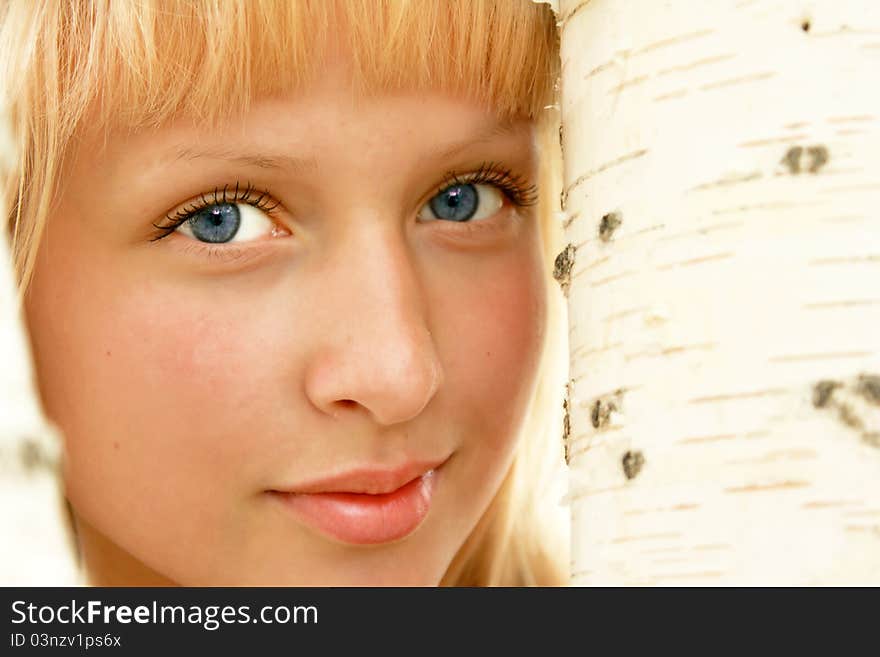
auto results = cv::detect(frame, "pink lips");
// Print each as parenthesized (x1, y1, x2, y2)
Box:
(268, 459, 445, 545)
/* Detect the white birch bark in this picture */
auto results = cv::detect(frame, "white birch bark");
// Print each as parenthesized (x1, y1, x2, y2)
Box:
(557, 0, 880, 585)
(0, 107, 81, 585)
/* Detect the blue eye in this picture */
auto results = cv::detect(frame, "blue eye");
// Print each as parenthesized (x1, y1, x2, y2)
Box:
(429, 184, 477, 222)
(419, 183, 503, 223)
(187, 204, 240, 243)
(175, 202, 275, 244)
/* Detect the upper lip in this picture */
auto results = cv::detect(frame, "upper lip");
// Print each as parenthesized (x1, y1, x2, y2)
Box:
(271, 455, 450, 495)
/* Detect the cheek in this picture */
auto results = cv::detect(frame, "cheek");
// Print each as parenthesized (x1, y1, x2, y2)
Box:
(80, 283, 273, 473)
(25, 234, 272, 544)
(421, 238, 548, 551)
(435, 245, 548, 452)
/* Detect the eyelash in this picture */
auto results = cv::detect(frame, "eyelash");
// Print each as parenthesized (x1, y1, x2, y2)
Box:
(438, 161, 539, 209)
(150, 182, 278, 242)
(149, 161, 539, 243)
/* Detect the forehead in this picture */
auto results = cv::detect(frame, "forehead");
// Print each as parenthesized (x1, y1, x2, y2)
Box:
(78, 62, 537, 168)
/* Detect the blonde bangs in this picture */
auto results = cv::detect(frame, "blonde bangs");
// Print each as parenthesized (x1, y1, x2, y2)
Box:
(59, 0, 558, 130)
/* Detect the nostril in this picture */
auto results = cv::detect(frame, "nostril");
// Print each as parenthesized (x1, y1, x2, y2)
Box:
(329, 399, 358, 420)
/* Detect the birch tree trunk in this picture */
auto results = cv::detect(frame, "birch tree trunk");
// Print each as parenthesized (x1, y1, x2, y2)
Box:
(0, 108, 81, 585)
(558, 0, 880, 585)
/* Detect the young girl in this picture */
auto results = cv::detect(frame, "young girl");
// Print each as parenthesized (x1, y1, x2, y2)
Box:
(2, 0, 568, 586)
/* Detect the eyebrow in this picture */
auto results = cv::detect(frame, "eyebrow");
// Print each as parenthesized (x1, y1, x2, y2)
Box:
(170, 147, 318, 173)
(168, 121, 525, 173)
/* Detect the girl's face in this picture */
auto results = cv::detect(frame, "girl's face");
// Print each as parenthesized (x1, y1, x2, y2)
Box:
(24, 60, 548, 585)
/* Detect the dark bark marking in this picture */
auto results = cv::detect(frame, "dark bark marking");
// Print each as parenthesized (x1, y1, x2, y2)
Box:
(781, 144, 829, 174)
(562, 382, 572, 465)
(598, 211, 623, 242)
(553, 243, 577, 297)
(782, 146, 804, 174)
(18, 438, 54, 474)
(812, 380, 841, 408)
(837, 402, 864, 430)
(856, 374, 880, 405)
(622, 450, 645, 480)
(812, 373, 880, 448)
(591, 389, 625, 429)
(806, 145, 829, 173)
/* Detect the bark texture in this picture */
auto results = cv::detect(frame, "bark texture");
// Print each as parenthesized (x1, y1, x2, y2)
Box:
(558, 0, 880, 584)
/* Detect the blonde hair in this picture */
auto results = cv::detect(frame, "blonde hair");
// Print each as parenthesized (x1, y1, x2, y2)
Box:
(1, 0, 568, 586)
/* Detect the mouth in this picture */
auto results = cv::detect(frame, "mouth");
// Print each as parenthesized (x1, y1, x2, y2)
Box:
(267, 455, 450, 545)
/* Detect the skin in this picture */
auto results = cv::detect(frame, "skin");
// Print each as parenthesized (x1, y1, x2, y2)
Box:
(23, 59, 548, 586)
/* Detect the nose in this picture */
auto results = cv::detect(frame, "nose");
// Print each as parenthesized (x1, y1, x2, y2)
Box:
(303, 223, 443, 427)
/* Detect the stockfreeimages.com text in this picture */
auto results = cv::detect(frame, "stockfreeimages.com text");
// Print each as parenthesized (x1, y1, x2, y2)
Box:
(11, 600, 317, 631)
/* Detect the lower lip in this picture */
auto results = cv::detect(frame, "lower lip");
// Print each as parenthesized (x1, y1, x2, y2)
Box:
(270, 469, 439, 545)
